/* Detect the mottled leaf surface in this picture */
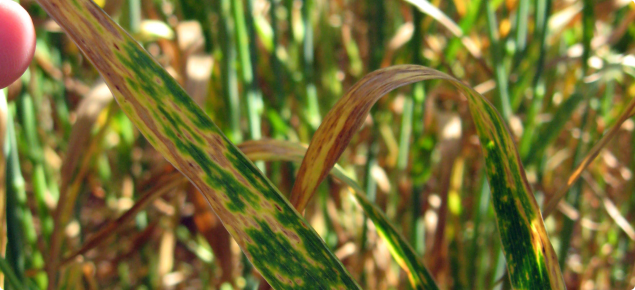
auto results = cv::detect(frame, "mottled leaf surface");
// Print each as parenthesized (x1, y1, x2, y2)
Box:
(289, 65, 565, 289)
(240, 139, 439, 290)
(34, 0, 360, 288)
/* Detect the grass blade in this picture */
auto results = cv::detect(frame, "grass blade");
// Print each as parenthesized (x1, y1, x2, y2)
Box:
(0, 90, 7, 287)
(239, 139, 440, 290)
(217, 0, 243, 143)
(64, 138, 440, 289)
(513, 0, 529, 61)
(232, 0, 264, 142)
(4, 98, 34, 287)
(0, 256, 24, 290)
(268, 0, 285, 112)
(445, 0, 483, 60)
(523, 91, 587, 164)
(35, 0, 361, 288)
(346, 175, 439, 290)
(289, 65, 565, 289)
(302, 0, 321, 130)
(484, 0, 512, 120)
(543, 90, 635, 217)
(518, 0, 551, 159)
(404, 0, 482, 59)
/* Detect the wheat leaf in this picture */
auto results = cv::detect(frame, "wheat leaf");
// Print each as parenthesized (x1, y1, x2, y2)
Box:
(34, 0, 360, 288)
(290, 65, 565, 290)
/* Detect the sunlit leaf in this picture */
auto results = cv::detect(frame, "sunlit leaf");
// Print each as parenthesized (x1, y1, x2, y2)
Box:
(34, 0, 360, 288)
(71, 138, 440, 290)
(289, 65, 565, 289)
(240, 139, 440, 290)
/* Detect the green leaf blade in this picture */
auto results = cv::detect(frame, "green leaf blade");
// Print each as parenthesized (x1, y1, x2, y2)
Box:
(239, 139, 440, 290)
(35, 0, 360, 288)
(289, 65, 565, 290)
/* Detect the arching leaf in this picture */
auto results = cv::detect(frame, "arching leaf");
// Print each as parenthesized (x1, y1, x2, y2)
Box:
(289, 65, 565, 289)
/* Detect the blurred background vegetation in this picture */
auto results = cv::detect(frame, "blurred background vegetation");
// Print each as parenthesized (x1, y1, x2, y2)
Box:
(2, 0, 635, 289)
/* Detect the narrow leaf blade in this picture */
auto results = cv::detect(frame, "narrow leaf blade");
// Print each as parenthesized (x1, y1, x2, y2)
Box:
(35, 0, 360, 288)
(290, 65, 565, 289)
(239, 139, 439, 290)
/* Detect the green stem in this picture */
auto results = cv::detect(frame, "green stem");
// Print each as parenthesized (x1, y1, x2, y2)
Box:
(360, 3, 385, 283)
(219, 0, 242, 143)
(232, 0, 263, 141)
(581, 0, 594, 75)
(18, 94, 53, 241)
(518, 0, 552, 159)
(469, 177, 490, 286)
(397, 7, 424, 172)
(0, 257, 25, 290)
(232, 0, 265, 171)
(446, 0, 483, 60)
(121, 0, 141, 33)
(485, 0, 512, 120)
(359, 135, 378, 286)
(512, 0, 529, 63)
(269, 0, 285, 112)
(4, 102, 31, 285)
(302, 0, 321, 130)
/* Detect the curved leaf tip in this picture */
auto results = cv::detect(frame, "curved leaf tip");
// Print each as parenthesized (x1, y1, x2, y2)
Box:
(290, 65, 565, 290)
